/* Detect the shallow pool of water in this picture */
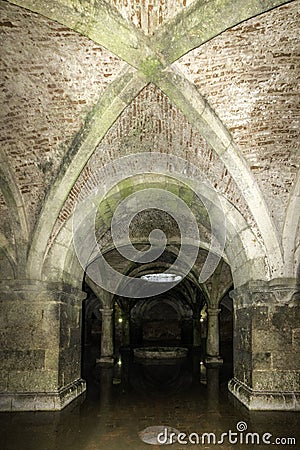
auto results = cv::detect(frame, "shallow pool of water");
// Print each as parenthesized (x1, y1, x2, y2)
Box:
(0, 354, 299, 449)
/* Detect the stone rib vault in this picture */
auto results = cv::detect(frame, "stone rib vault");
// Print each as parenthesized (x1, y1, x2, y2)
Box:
(0, 0, 299, 411)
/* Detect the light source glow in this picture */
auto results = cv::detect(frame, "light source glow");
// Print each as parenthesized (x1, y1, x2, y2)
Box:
(141, 273, 182, 283)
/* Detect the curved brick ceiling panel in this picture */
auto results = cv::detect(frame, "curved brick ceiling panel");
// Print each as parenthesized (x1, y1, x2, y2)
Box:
(176, 2, 299, 232)
(52, 83, 258, 245)
(107, 0, 194, 35)
(0, 1, 126, 233)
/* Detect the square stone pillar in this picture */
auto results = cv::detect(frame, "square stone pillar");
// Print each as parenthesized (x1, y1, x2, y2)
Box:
(228, 279, 299, 410)
(0, 280, 86, 411)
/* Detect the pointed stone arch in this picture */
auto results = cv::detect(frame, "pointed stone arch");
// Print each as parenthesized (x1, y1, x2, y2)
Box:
(27, 69, 147, 279)
(157, 68, 282, 276)
(0, 149, 28, 275)
(283, 167, 300, 276)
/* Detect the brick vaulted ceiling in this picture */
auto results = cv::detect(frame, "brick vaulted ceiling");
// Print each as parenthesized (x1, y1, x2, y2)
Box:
(0, 0, 299, 285)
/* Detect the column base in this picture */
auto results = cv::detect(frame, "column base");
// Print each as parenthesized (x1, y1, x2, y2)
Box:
(228, 378, 300, 411)
(0, 378, 86, 412)
(96, 356, 115, 366)
(205, 356, 223, 366)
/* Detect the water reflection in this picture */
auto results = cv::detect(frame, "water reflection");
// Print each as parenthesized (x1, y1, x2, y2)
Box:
(0, 354, 299, 449)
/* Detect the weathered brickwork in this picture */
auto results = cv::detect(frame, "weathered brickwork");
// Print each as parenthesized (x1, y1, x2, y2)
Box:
(0, 1, 126, 233)
(177, 2, 300, 232)
(51, 84, 259, 248)
(108, 0, 194, 35)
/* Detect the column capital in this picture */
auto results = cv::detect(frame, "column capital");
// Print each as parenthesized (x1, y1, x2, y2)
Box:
(207, 307, 221, 316)
(230, 278, 299, 309)
(100, 308, 114, 316)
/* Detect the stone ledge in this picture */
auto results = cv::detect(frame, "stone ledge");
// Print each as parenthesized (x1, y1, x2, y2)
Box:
(0, 279, 87, 303)
(205, 356, 223, 367)
(228, 377, 300, 411)
(0, 378, 86, 411)
(230, 278, 300, 309)
(96, 356, 115, 366)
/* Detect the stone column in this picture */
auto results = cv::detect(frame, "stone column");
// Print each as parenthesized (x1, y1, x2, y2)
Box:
(228, 279, 300, 411)
(205, 307, 223, 366)
(97, 308, 114, 366)
(0, 280, 86, 411)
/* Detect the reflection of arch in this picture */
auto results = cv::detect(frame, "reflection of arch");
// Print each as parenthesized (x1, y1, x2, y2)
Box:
(130, 360, 192, 397)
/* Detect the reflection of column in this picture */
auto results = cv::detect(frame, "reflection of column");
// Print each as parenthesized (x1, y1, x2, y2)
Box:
(122, 311, 130, 348)
(97, 308, 114, 366)
(193, 309, 201, 349)
(99, 367, 114, 407)
(207, 367, 220, 411)
(192, 353, 201, 384)
(205, 308, 223, 366)
(120, 351, 130, 392)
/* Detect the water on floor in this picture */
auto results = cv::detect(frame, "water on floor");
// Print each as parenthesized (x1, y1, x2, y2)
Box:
(0, 352, 299, 450)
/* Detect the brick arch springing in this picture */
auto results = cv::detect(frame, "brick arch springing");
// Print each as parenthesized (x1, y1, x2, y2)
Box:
(283, 168, 300, 276)
(0, 148, 28, 275)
